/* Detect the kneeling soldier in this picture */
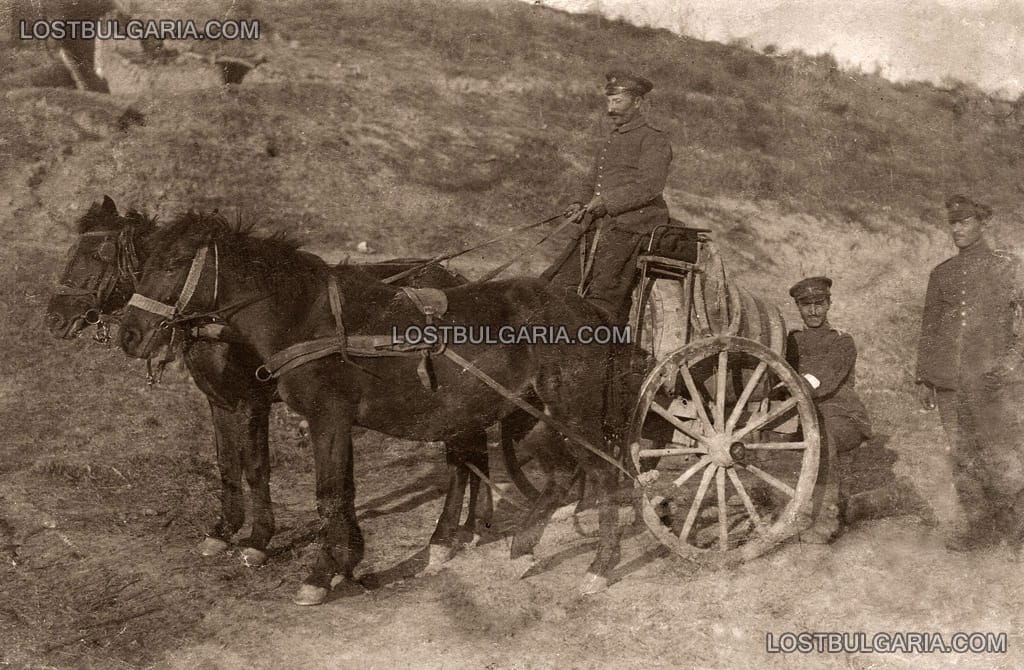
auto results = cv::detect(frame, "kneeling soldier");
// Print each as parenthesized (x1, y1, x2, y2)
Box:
(786, 277, 873, 543)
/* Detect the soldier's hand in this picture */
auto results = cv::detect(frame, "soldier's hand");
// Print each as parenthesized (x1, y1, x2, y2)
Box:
(916, 383, 936, 411)
(585, 195, 607, 218)
(563, 202, 586, 223)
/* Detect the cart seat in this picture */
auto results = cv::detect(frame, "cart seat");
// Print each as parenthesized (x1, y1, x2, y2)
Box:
(636, 221, 710, 279)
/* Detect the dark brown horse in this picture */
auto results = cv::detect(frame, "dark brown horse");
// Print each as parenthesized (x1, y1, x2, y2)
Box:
(47, 197, 500, 568)
(117, 213, 633, 605)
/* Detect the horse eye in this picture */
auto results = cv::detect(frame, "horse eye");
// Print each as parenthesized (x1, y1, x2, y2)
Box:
(96, 240, 117, 263)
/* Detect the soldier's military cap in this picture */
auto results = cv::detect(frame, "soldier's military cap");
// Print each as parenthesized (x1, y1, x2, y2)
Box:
(789, 276, 832, 304)
(605, 70, 653, 96)
(945, 194, 992, 222)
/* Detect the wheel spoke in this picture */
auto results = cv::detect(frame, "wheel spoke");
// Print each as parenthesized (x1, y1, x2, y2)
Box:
(637, 446, 706, 458)
(725, 361, 767, 433)
(678, 362, 714, 433)
(727, 468, 766, 534)
(673, 454, 713, 487)
(714, 350, 728, 431)
(715, 466, 728, 550)
(741, 464, 796, 499)
(732, 397, 799, 442)
(680, 464, 716, 542)
(649, 402, 711, 447)
(745, 441, 807, 451)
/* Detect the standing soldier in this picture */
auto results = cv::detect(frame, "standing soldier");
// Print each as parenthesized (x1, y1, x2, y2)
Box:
(543, 70, 673, 324)
(915, 195, 1024, 552)
(786, 276, 872, 543)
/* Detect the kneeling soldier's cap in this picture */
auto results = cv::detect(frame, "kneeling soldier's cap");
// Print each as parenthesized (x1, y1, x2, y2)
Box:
(945, 194, 992, 222)
(789, 276, 832, 304)
(605, 70, 654, 96)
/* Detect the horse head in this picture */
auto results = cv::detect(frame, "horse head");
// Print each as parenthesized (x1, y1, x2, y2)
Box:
(45, 195, 155, 339)
(117, 210, 226, 360)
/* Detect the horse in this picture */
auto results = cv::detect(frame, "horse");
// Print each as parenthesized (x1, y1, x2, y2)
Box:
(46, 196, 502, 568)
(117, 212, 635, 605)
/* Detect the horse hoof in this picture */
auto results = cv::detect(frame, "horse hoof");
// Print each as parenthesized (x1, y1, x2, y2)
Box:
(292, 584, 329, 606)
(240, 547, 268, 567)
(579, 572, 608, 596)
(197, 537, 230, 557)
(424, 544, 452, 573)
(509, 553, 536, 579)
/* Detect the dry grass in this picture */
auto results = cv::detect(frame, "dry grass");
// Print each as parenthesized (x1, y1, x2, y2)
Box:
(3, 0, 1024, 667)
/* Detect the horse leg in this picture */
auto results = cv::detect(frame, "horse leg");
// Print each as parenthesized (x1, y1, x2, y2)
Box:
(238, 398, 274, 567)
(579, 467, 623, 595)
(294, 400, 363, 606)
(426, 438, 470, 569)
(509, 424, 576, 560)
(461, 428, 493, 543)
(199, 402, 245, 557)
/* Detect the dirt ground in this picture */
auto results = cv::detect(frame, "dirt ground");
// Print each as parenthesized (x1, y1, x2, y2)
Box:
(3, 1, 1024, 668)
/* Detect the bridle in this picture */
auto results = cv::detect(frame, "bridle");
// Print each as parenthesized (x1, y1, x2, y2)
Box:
(125, 243, 219, 384)
(56, 225, 143, 342)
(125, 242, 270, 384)
(126, 243, 219, 328)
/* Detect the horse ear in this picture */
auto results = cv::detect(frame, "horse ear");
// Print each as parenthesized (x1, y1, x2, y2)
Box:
(101, 195, 118, 214)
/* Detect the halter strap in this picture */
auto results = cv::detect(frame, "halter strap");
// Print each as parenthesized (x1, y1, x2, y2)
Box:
(127, 245, 211, 320)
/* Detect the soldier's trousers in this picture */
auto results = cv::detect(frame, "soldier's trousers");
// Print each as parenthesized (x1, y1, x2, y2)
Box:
(543, 223, 647, 325)
(806, 411, 866, 531)
(939, 382, 1024, 542)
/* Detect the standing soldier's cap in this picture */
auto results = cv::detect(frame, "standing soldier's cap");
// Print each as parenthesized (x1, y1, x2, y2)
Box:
(789, 276, 832, 304)
(605, 70, 654, 96)
(945, 195, 992, 222)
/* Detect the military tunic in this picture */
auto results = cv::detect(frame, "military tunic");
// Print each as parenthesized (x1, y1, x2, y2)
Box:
(916, 241, 1024, 390)
(915, 241, 1024, 535)
(786, 325, 872, 452)
(545, 114, 673, 323)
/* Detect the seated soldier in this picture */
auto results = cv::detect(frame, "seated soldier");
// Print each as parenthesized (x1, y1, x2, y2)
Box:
(786, 276, 872, 543)
(543, 70, 674, 324)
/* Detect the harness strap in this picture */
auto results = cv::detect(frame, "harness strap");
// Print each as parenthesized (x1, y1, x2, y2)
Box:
(441, 348, 635, 483)
(257, 335, 435, 381)
(399, 287, 448, 390)
(176, 246, 208, 313)
(578, 223, 603, 297)
(127, 244, 209, 320)
(127, 293, 175, 319)
(326, 275, 354, 366)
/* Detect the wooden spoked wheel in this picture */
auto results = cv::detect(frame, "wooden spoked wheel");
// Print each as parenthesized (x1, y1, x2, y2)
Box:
(628, 335, 820, 566)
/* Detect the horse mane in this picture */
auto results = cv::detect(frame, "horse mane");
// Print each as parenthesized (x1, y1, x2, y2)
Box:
(148, 209, 311, 279)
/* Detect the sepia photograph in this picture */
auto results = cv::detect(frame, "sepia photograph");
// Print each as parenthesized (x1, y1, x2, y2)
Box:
(1, 0, 1022, 667)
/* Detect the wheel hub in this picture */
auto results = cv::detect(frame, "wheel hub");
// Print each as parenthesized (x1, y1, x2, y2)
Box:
(707, 434, 736, 467)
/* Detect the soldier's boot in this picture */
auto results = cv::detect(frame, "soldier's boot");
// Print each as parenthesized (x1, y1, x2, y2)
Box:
(799, 495, 845, 544)
(943, 516, 994, 552)
(799, 436, 845, 544)
(845, 477, 936, 525)
(944, 456, 996, 552)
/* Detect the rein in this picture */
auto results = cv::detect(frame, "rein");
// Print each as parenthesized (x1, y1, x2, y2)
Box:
(381, 212, 565, 285)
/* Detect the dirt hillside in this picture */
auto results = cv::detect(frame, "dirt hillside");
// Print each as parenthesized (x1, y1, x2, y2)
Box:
(2, 1, 1023, 668)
